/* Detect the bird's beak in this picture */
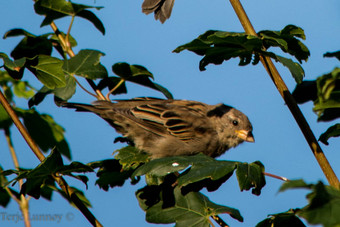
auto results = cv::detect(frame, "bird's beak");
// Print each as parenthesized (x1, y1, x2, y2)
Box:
(236, 130, 255, 142)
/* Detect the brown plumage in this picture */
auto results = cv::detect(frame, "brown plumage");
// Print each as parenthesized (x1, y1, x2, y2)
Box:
(63, 97, 254, 159)
(142, 0, 175, 23)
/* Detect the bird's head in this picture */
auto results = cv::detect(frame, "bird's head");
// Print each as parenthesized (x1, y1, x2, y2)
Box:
(208, 104, 254, 148)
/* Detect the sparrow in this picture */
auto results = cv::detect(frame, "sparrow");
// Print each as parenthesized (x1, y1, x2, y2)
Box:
(62, 97, 254, 159)
(142, 0, 175, 23)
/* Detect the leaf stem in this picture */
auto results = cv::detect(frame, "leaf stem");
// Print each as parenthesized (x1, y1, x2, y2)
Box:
(228, 0, 340, 189)
(106, 78, 125, 100)
(50, 22, 107, 101)
(264, 172, 289, 182)
(0, 89, 103, 227)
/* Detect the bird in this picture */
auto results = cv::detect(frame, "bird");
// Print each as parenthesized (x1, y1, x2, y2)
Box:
(62, 97, 254, 159)
(142, 0, 175, 23)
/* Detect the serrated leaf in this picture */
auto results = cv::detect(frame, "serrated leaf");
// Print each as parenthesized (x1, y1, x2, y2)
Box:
(17, 108, 71, 159)
(275, 55, 304, 84)
(138, 187, 243, 226)
(30, 55, 66, 89)
(256, 209, 306, 227)
(0, 53, 26, 79)
(319, 124, 340, 145)
(259, 25, 310, 63)
(63, 49, 107, 79)
(236, 161, 266, 195)
(112, 62, 173, 99)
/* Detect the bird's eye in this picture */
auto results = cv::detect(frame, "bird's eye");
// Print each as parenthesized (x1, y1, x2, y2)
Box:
(232, 120, 238, 126)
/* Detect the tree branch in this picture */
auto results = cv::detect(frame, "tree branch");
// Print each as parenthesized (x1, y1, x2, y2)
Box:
(228, 0, 339, 189)
(0, 89, 103, 227)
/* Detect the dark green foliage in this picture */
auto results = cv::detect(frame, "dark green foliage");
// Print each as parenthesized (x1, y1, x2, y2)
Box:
(137, 186, 244, 226)
(293, 51, 340, 145)
(256, 210, 306, 227)
(174, 25, 308, 83)
(278, 180, 340, 227)
(34, 0, 105, 35)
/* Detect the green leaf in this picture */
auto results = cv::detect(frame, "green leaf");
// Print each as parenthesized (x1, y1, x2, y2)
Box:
(137, 187, 243, 226)
(17, 108, 71, 159)
(319, 124, 340, 145)
(34, 0, 104, 34)
(53, 75, 76, 100)
(0, 166, 11, 208)
(115, 146, 150, 171)
(236, 161, 266, 195)
(274, 55, 304, 84)
(259, 25, 310, 63)
(279, 179, 311, 192)
(18, 149, 63, 199)
(63, 49, 107, 79)
(0, 53, 26, 79)
(4, 30, 53, 59)
(30, 55, 66, 89)
(0, 104, 12, 129)
(13, 81, 35, 99)
(174, 30, 262, 71)
(292, 80, 318, 104)
(324, 50, 340, 61)
(256, 209, 306, 227)
(112, 62, 173, 99)
(297, 182, 340, 227)
(76, 10, 105, 35)
(89, 159, 139, 191)
(313, 67, 340, 121)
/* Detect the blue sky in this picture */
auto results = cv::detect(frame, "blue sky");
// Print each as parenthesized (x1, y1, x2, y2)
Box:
(0, 0, 339, 226)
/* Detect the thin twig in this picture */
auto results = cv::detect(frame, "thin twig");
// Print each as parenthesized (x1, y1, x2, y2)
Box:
(211, 215, 229, 227)
(228, 0, 340, 189)
(4, 128, 31, 227)
(0, 89, 103, 227)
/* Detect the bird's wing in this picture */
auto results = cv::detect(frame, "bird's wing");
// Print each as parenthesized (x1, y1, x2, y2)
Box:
(113, 98, 209, 141)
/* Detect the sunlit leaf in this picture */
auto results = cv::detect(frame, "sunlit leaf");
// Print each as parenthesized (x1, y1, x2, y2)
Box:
(236, 161, 266, 195)
(30, 55, 66, 89)
(63, 49, 107, 79)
